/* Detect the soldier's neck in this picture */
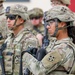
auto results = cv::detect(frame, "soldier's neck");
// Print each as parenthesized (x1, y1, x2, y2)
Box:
(56, 31, 68, 40)
(13, 26, 24, 37)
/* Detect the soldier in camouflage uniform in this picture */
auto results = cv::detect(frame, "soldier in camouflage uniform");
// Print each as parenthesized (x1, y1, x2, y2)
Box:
(0, 4, 39, 75)
(50, 0, 75, 26)
(23, 5, 75, 75)
(0, 0, 8, 46)
(49, 0, 75, 43)
(29, 8, 45, 46)
(48, 0, 71, 45)
(0, 0, 9, 74)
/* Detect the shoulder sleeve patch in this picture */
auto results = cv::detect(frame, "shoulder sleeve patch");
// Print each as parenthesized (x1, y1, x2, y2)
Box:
(41, 50, 63, 69)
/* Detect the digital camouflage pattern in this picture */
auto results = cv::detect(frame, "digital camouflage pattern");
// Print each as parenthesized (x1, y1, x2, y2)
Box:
(32, 23, 44, 36)
(0, 4, 39, 75)
(29, 8, 43, 18)
(45, 5, 74, 22)
(28, 8, 45, 46)
(0, 0, 9, 74)
(0, 3, 8, 40)
(23, 37, 75, 75)
(6, 4, 32, 31)
(0, 9, 8, 39)
(22, 5, 75, 75)
(50, 0, 70, 5)
(6, 4, 29, 20)
(30, 23, 44, 47)
(2, 27, 39, 75)
(29, 8, 44, 36)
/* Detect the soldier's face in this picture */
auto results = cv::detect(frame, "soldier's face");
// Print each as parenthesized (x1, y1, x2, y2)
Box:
(30, 17, 42, 26)
(6, 15, 23, 30)
(47, 20, 56, 36)
(47, 19, 67, 38)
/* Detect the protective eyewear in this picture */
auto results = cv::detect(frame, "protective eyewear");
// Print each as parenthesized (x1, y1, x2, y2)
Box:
(30, 16, 40, 20)
(6, 15, 21, 20)
(6, 15, 17, 20)
(47, 19, 61, 26)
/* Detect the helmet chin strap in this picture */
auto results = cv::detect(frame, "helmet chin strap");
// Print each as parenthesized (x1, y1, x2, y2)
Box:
(10, 15, 24, 30)
(52, 19, 59, 37)
(10, 23, 24, 30)
(58, 22, 73, 30)
(52, 19, 73, 37)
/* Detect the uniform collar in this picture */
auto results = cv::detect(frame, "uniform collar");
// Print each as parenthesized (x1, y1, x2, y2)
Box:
(56, 37, 73, 44)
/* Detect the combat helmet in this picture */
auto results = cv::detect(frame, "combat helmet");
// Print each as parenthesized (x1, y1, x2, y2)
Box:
(51, 0, 70, 6)
(45, 5, 74, 37)
(29, 8, 43, 19)
(6, 4, 29, 20)
(45, 5, 74, 23)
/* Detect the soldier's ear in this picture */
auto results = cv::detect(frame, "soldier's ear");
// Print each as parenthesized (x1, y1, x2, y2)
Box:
(60, 22, 67, 27)
(19, 18, 25, 23)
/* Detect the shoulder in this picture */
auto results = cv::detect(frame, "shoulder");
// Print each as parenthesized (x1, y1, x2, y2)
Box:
(42, 49, 66, 69)
(47, 40, 73, 56)
(0, 14, 6, 25)
(0, 14, 6, 21)
(21, 32, 39, 48)
(39, 24, 44, 30)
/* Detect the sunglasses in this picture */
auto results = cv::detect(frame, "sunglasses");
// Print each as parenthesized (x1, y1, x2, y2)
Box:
(47, 19, 61, 26)
(6, 15, 21, 20)
(30, 16, 41, 20)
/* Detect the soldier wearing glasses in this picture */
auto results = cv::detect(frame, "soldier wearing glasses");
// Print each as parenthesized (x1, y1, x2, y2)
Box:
(29, 8, 45, 47)
(0, 4, 39, 75)
(23, 5, 75, 75)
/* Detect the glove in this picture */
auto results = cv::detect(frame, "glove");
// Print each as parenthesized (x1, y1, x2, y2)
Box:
(25, 47, 38, 57)
(23, 68, 30, 75)
(36, 48, 46, 61)
(0, 33, 3, 40)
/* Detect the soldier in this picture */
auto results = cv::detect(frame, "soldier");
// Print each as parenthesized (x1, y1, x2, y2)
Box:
(0, 4, 39, 75)
(0, 0, 8, 46)
(50, 0, 70, 6)
(0, 0, 9, 74)
(29, 8, 45, 46)
(23, 5, 75, 75)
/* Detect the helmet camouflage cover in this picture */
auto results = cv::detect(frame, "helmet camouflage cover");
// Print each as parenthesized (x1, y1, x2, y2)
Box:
(45, 5, 74, 23)
(6, 4, 29, 20)
(50, 0, 70, 5)
(29, 8, 43, 18)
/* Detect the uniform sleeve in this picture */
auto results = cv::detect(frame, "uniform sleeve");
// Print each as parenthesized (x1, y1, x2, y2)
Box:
(23, 53, 46, 75)
(23, 49, 66, 75)
(0, 15, 8, 39)
(22, 36, 39, 50)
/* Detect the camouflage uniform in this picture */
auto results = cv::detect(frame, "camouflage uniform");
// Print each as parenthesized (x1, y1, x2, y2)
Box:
(0, 0, 9, 74)
(29, 8, 44, 36)
(29, 8, 45, 47)
(23, 6, 75, 75)
(0, 0, 8, 46)
(0, 4, 39, 75)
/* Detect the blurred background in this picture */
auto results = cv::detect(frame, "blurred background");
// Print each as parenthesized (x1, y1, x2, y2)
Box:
(3, 0, 52, 11)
